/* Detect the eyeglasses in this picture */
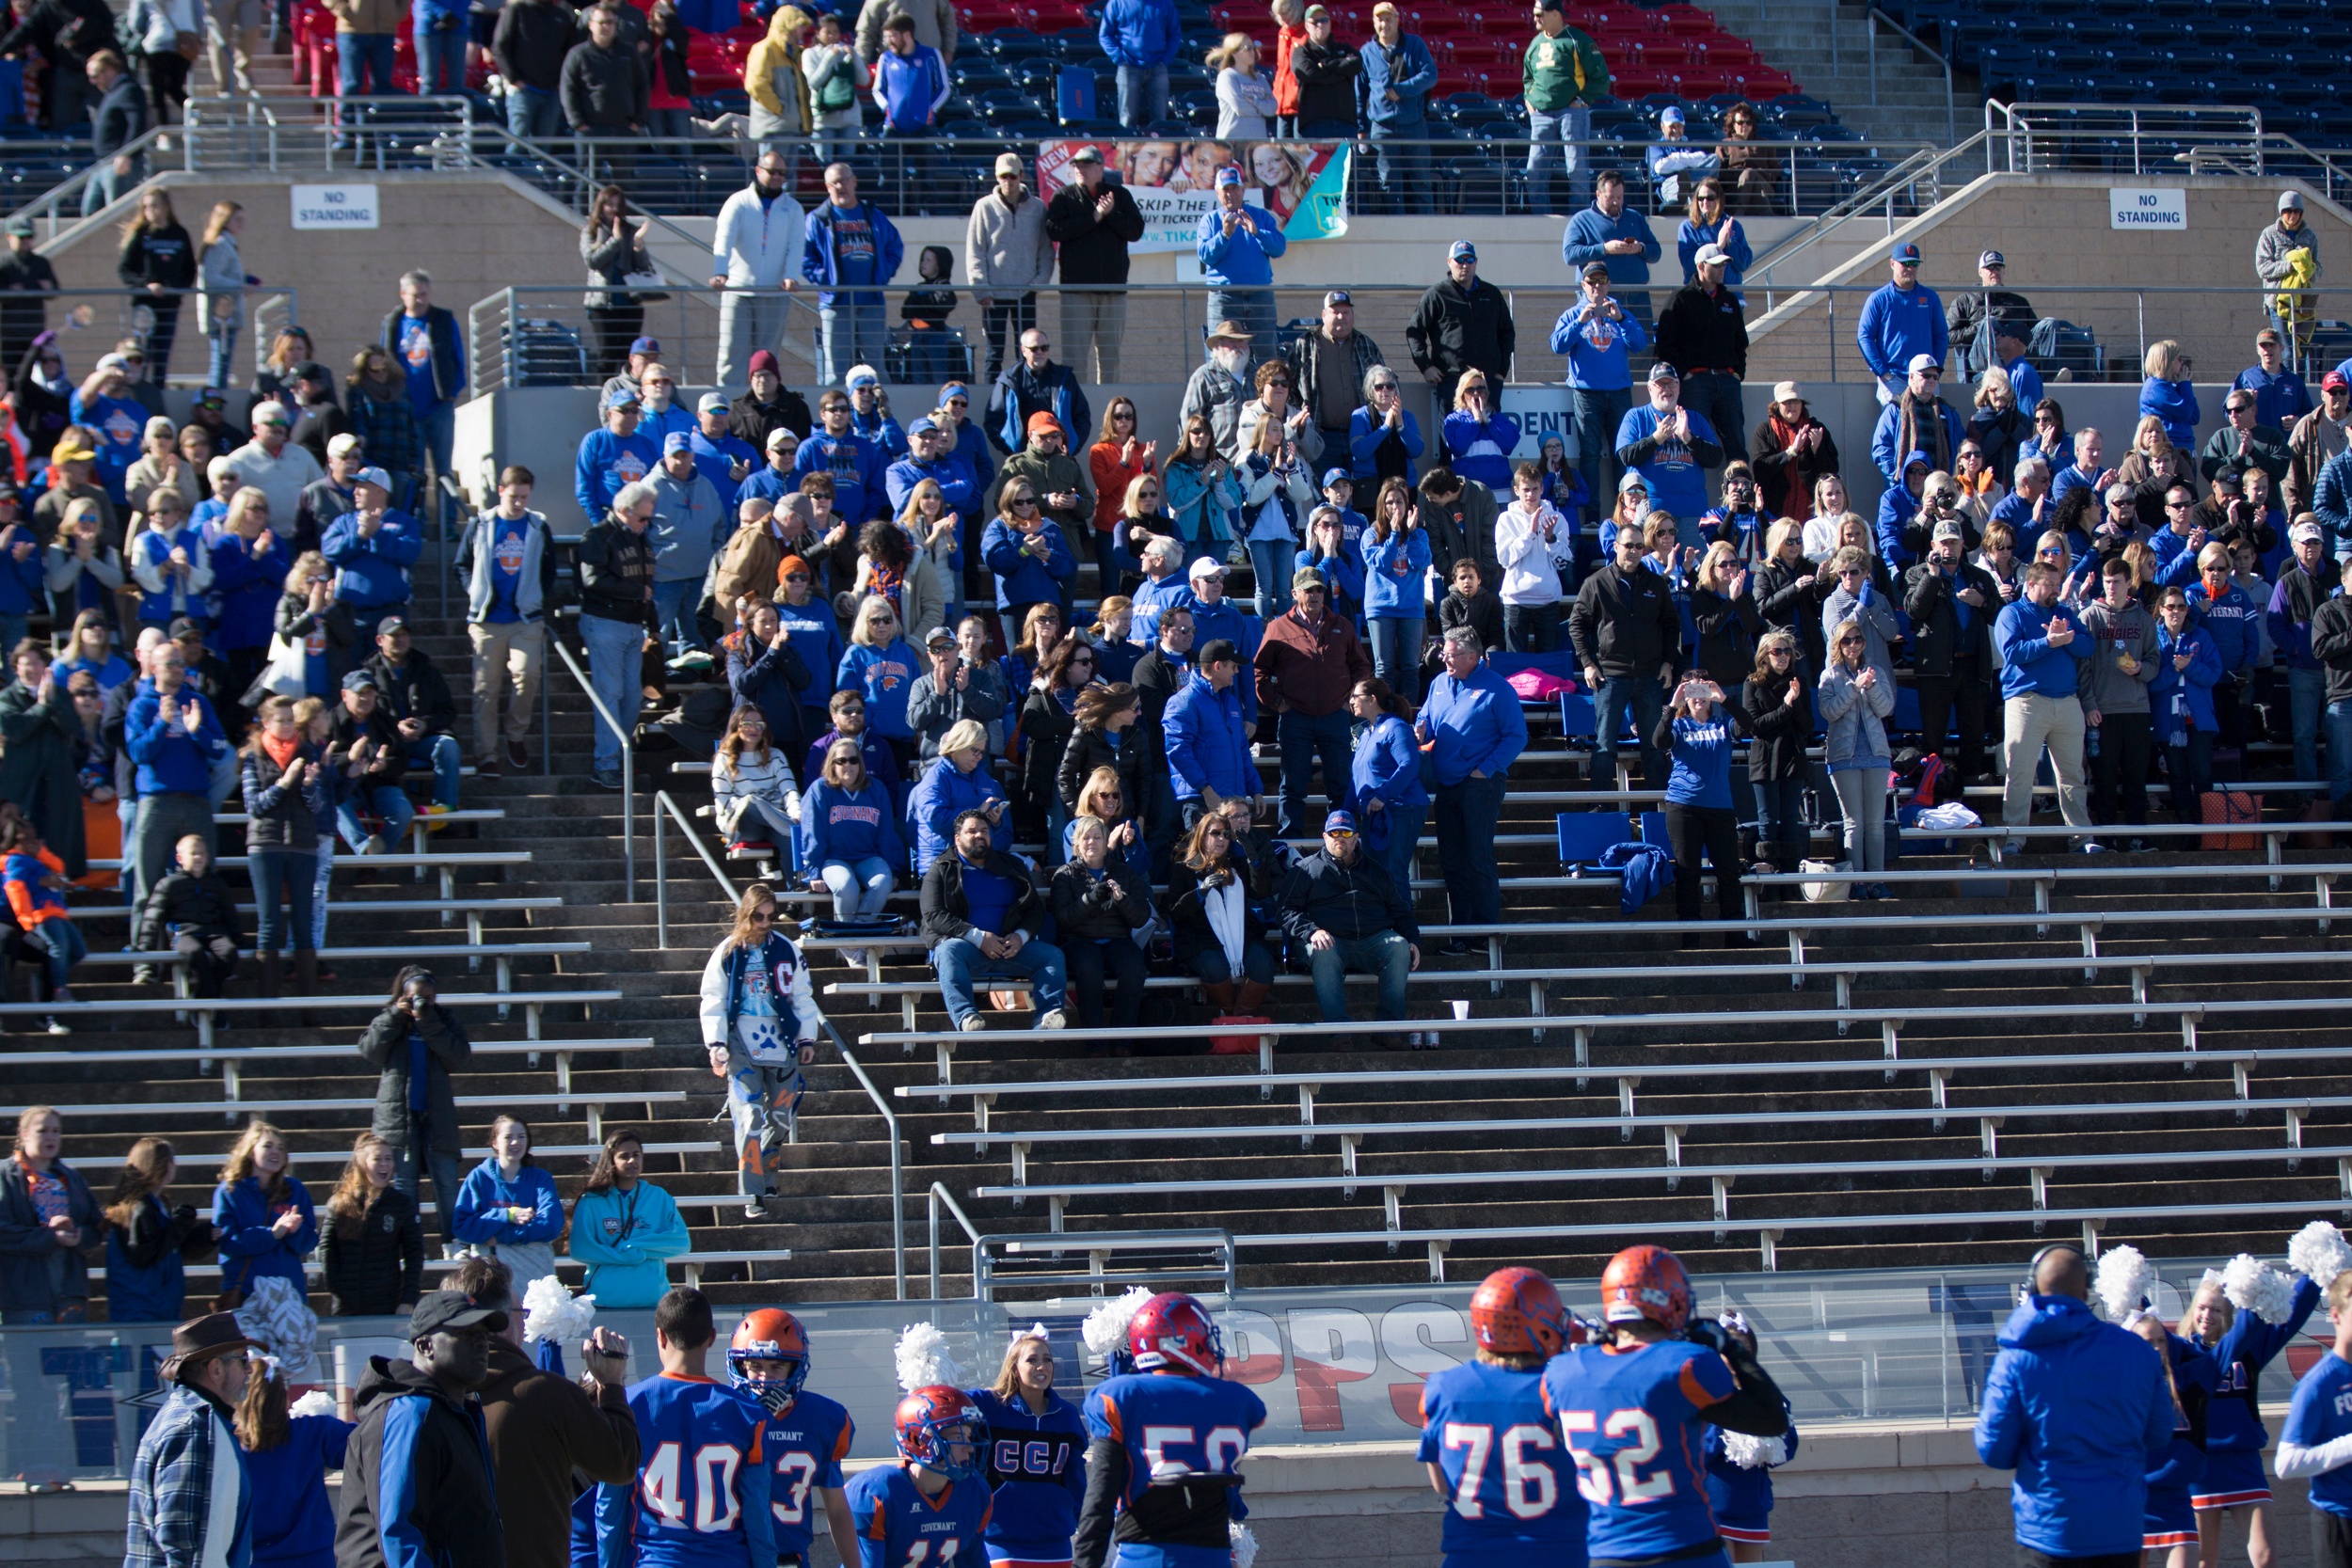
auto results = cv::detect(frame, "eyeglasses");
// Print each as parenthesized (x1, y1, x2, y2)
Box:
(1837, 636, 1865, 647)
(1372, 381, 1398, 391)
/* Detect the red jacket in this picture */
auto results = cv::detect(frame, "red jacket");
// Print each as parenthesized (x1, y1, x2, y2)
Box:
(1253, 605, 1370, 718)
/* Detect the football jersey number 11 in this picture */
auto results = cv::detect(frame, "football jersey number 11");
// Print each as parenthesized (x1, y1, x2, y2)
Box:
(902, 1540, 961, 1566)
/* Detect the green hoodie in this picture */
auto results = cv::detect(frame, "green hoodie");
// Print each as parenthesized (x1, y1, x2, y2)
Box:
(1524, 24, 1609, 113)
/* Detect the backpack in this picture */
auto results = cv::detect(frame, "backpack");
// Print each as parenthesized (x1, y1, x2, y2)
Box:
(813, 51, 857, 113)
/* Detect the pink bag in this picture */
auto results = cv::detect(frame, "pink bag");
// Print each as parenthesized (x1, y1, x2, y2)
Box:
(1506, 669, 1576, 700)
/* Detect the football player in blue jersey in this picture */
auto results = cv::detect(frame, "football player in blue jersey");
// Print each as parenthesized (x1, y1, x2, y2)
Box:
(726, 1308, 859, 1568)
(1539, 1245, 1789, 1568)
(1073, 1291, 1268, 1568)
(1697, 1315, 1799, 1563)
(846, 1386, 994, 1568)
(968, 1329, 1089, 1568)
(2182, 1266, 2322, 1568)
(1419, 1267, 1590, 1568)
(598, 1289, 776, 1568)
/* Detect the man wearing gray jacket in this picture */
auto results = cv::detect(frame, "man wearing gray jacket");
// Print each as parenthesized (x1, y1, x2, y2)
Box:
(2077, 554, 2159, 846)
(967, 153, 1056, 384)
(453, 466, 557, 773)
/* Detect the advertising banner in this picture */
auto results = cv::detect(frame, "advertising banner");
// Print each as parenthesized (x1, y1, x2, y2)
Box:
(1035, 138, 1352, 254)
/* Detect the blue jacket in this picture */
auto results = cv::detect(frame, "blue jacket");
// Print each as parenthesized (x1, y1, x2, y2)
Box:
(1348, 405, 1424, 483)
(1870, 400, 1965, 486)
(2312, 447, 2352, 559)
(2234, 363, 2312, 433)
(246, 1413, 353, 1568)
(1196, 204, 1287, 286)
(103, 1192, 193, 1323)
(1676, 216, 1753, 292)
(1361, 526, 1431, 617)
(212, 1175, 318, 1295)
(1994, 597, 2091, 699)
(1418, 663, 1529, 784)
(2139, 377, 2201, 451)
(1975, 1293, 2174, 1559)
(1096, 0, 1179, 67)
(2188, 580, 2260, 675)
(0, 525, 40, 615)
(689, 428, 759, 510)
(836, 640, 920, 739)
(647, 470, 726, 586)
(208, 531, 283, 651)
(1162, 672, 1253, 800)
(1562, 206, 1661, 290)
(1350, 711, 1427, 812)
(2151, 623, 2221, 734)
(800, 777, 904, 868)
(906, 755, 1010, 873)
(793, 431, 889, 525)
(885, 453, 982, 530)
(1854, 280, 1948, 385)
(1441, 411, 1518, 492)
(1358, 32, 1436, 124)
(2002, 353, 2045, 410)
(873, 42, 949, 130)
(565, 1181, 691, 1309)
(801, 200, 905, 309)
(1549, 302, 1649, 392)
(573, 427, 660, 522)
(125, 679, 230, 798)
(322, 512, 422, 611)
(449, 1159, 565, 1249)
(981, 516, 1078, 610)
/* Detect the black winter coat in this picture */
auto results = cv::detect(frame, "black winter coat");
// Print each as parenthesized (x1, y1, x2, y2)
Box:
(1406, 277, 1515, 382)
(364, 647, 459, 736)
(1755, 556, 1836, 674)
(337, 1359, 505, 1568)
(0, 1156, 99, 1314)
(1901, 558, 2000, 676)
(1567, 560, 1682, 680)
(1689, 585, 1762, 689)
(323, 1184, 425, 1316)
(1046, 858, 1152, 942)
(135, 868, 245, 950)
(1164, 855, 1272, 966)
(919, 848, 1046, 943)
(358, 1002, 472, 1154)
(1057, 722, 1147, 818)
(1738, 671, 1812, 781)
(1042, 181, 1144, 287)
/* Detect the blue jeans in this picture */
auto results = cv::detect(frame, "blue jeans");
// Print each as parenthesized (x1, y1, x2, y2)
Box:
(933, 934, 1067, 1028)
(1594, 673, 1665, 786)
(311, 833, 334, 949)
(246, 847, 317, 954)
(652, 578, 704, 658)
(505, 85, 563, 140)
(1115, 62, 1168, 129)
(408, 733, 462, 810)
(1308, 929, 1410, 1022)
(1524, 104, 1589, 214)
(2328, 701, 2352, 805)
(1367, 615, 1422, 702)
(392, 1137, 464, 1248)
(1754, 772, 1809, 860)
(580, 611, 645, 772)
(1504, 601, 1559, 653)
(339, 783, 415, 850)
(413, 19, 465, 93)
(2292, 665, 2327, 784)
(337, 31, 399, 96)
(1367, 119, 1429, 214)
(1205, 288, 1279, 365)
(1276, 705, 1354, 839)
(1247, 537, 1295, 621)
(818, 298, 888, 386)
(81, 161, 132, 217)
(22, 920, 85, 991)
(205, 321, 239, 389)
(818, 856, 894, 920)
(1435, 770, 1505, 925)
(421, 401, 456, 529)
(1572, 386, 1631, 502)
(1366, 796, 1424, 904)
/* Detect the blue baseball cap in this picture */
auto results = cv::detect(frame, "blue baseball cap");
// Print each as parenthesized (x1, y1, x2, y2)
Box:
(907, 415, 939, 436)
(662, 431, 692, 453)
(1322, 467, 1352, 487)
(1450, 240, 1476, 262)
(1324, 809, 1357, 836)
(1890, 242, 1922, 264)
(603, 386, 640, 410)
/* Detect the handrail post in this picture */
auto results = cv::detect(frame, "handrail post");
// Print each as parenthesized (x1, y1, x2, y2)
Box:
(550, 637, 634, 899)
(654, 800, 667, 949)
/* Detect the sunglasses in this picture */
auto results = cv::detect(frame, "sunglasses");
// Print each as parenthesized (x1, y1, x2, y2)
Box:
(747, 908, 775, 923)
(1326, 828, 1356, 839)
(784, 571, 810, 582)
(1009, 496, 1039, 507)
(1838, 636, 1865, 647)
(1372, 382, 1398, 391)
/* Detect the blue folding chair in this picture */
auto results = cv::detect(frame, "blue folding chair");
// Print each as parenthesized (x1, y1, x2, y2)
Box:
(1638, 811, 1670, 847)
(1557, 812, 1635, 865)
(1559, 691, 1597, 740)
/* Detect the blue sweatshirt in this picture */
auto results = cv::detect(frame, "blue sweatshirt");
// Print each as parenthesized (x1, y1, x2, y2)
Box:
(2201, 1273, 2319, 1455)
(1358, 31, 1436, 123)
(800, 777, 904, 868)
(837, 640, 919, 740)
(1994, 597, 2092, 699)
(906, 756, 1009, 873)
(2151, 625, 2221, 735)
(212, 1175, 318, 1294)
(1096, 0, 1179, 66)
(1417, 664, 1529, 784)
(771, 600, 847, 707)
(103, 1193, 190, 1322)
(1441, 411, 1518, 492)
(1561, 206, 1661, 291)
(1663, 708, 1738, 809)
(2187, 580, 2260, 675)
(1350, 711, 1428, 812)
(2233, 364, 2312, 433)
(873, 42, 949, 130)
(322, 512, 422, 611)
(1855, 280, 1948, 386)
(1361, 526, 1431, 618)
(125, 679, 230, 797)
(573, 428, 660, 521)
(450, 1159, 565, 1248)
(566, 1181, 691, 1309)
(793, 432, 889, 525)
(1551, 302, 1648, 393)
(981, 516, 1078, 610)
(2282, 1347, 2352, 1518)
(966, 1387, 1088, 1563)
(208, 531, 284, 652)
(1613, 403, 1719, 523)
(1196, 203, 1287, 286)
(2139, 377, 2201, 451)
(247, 1414, 354, 1568)
(0, 527, 43, 615)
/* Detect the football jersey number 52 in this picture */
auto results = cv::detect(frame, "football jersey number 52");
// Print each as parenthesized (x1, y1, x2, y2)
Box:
(1555, 1410, 1673, 1506)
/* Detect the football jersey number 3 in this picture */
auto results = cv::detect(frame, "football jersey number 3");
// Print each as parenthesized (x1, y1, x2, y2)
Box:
(1441, 1422, 1559, 1520)
(1556, 1410, 1673, 1506)
(643, 1441, 745, 1531)
(771, 1452, 819, 1525)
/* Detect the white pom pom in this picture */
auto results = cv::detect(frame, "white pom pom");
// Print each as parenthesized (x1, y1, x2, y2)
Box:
(522, 1275, 597, 1346)
(2222, 1254, 2299, 1324)
(1229, 1522, 1259, 1568)
(2093, 1245, 2153, 1323)
(288, 1389, 339, 1419)
(2291, 1222, 2352, 1289)
(1082, 1287, 1157, 1356)
(1720, 1432, 1788, 1469)
(895, 1323, 967, 1391)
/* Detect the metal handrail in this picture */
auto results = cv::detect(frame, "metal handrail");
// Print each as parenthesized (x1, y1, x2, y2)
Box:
(1865, 8, 1955, 145)
(548, 633, 634, 898)
(1748, 128, 1992, 294)
(928, 1181, 980, 1302)
(651, 788, 739, 949)
(1, 124, 175, 233)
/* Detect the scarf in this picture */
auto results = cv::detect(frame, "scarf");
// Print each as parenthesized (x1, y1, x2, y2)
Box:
(868, 557, 904, 612)
(1203, 869, 1246, 974)
(260, 731, 302, 771)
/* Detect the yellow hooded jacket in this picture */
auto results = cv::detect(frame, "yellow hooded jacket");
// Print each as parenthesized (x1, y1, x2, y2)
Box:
(745, 7, 813, 136)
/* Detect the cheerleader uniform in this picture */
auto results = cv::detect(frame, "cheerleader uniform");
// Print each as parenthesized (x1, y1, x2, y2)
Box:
(2147, 1330, 2219, 1551)
(2194, 1274, 2319, 1511)
(1703, 1418, 1800, 1546)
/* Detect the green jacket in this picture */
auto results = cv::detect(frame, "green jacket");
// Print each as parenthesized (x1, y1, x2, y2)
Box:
(1524, 25, 1608, 112)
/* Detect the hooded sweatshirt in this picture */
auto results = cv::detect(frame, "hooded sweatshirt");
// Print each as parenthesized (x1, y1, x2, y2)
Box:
(335, 1357, 505, 1568)
(1973, 1292, 2174, 1559)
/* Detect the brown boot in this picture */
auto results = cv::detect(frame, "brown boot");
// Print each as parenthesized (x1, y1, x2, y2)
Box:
(294, 949, 319, 1026)
(255, 951, 279, 1002)
(1202, 981, 1237, 1013)
(1234, 980, 1273, 1014)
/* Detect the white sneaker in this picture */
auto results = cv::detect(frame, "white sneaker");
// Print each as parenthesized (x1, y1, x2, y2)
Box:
(1405, 1031, 1423, 1048)
(959, 1016, 989, 1033)
(843, 947, 867, 969)
(44, 1016, 69, 1036)
(360, 834, 389, 856)
(1037, 1009, 1069, 1030)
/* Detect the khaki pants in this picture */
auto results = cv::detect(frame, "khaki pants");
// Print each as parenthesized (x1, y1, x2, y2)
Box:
(2001, 690, 2091, 830)
(205, 2, 262, 94)
(1059, 291, 1129, 384)
(468, 619, 544, 756)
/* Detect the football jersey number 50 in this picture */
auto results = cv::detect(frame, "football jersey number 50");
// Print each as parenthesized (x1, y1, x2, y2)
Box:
(1555, 1410, 1673, 1506)
(1140, 1425, 1248, 1476)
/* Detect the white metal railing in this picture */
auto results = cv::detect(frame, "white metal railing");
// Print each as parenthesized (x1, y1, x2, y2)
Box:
(549, 633, 634, 897)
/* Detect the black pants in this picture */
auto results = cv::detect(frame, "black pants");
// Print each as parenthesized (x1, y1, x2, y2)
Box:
(981, 293, 1035, 384)
(1064, 936, 1146, 1030)
(587, 303, 644, 381)
(1664, 801, 1742, 923)
(2089, 710, 2152, 827)
(1915, 665, 1990, 778)
(2315, 1508, 2352, 1568)
(2215, 673, 2250, 752)
(143, 48, 190, 125)
(2017, 1551, 2140, 1568)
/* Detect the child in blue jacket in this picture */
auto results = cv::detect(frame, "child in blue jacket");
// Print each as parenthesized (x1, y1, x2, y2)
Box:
(451, 1114, 565, 1295)
(2151, 586, 2222, 820)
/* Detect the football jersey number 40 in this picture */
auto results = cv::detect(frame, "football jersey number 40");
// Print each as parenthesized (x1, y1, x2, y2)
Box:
(1556, 1410, 1675, 1506)
(643, 1441, 744, 1532)
(1441, 1421, 1560, 1520)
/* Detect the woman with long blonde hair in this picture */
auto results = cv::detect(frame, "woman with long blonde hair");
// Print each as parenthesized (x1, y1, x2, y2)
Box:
(117, 187, 194, 383)
(964, 1329, 1088, 1565)
(700, 881, 824, 1219)
(211, 1117, 320, 1375)
(320, 1131, 421, 1317)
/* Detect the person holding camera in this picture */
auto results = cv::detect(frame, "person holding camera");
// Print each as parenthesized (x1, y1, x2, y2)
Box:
(1904, 518, 2002, 783)
(1046, 815, 1152, 1037)
(357, 964, 472, 1255)
(1651, 673, 1752, 942)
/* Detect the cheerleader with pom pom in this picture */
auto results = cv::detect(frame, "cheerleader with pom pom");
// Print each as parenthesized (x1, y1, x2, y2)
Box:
(2273, 1271, 2352, 1568)
(2182, 1243, 2325, 1568)
(968, 1327, 1089, 1568)
(1702, 1315, 1799, 1564)
(2123, 1311, 2219, 1568)
(233, 1358, 353, 1568)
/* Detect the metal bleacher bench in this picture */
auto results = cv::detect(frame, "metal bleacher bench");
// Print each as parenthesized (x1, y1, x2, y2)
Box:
(81, 850, 530, 903)
(0, 986, 621, 1049)
(1740, 859, 2352, 918)
(93, 1244, 790, 1292)
(214, 807, 505, 860)
(3, 1088, 686, 1145)
(12, 1033, 657, 1107)
(76, 941, 592, 995)
(72, 895, 563, 939)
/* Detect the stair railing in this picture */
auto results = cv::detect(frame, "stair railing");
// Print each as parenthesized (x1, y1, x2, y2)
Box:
(548, 635, 634, 898)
